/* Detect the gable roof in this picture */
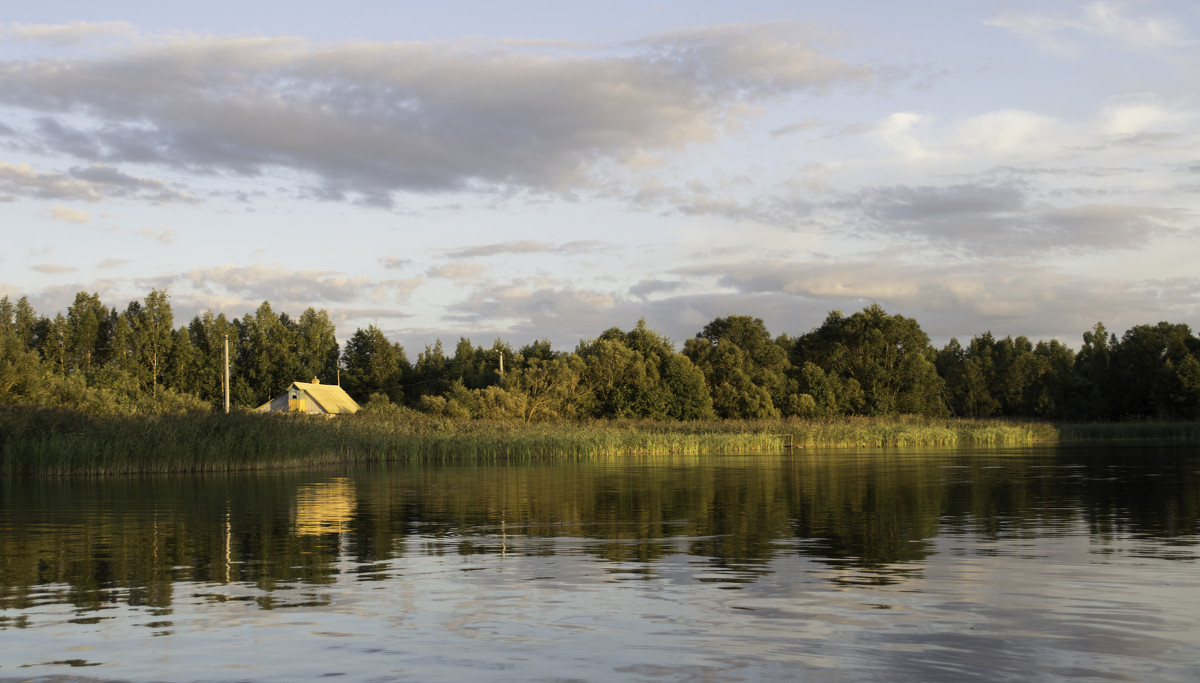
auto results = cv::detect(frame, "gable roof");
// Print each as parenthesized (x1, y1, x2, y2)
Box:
(291, 381, 360, 414)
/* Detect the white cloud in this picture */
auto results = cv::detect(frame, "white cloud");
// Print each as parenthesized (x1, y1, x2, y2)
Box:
(48, 205, 90, 223)
(378, 256, 411, 271)
(137, 226, 176, 244)
(31, 263, 77, 274)
(989, 2, 1189, 57)
(427, 262, 486, 283)
(2, 21, 139, 46)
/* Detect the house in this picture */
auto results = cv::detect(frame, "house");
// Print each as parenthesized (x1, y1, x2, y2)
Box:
(257, 379, 361, 415)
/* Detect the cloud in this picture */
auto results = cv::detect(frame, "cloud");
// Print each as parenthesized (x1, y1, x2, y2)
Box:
(154, 264, 427, 314)
(445, 241, 554, 258)
(0, 161, 102, 202)
(0, 160, 195, 203)
(771, 119, 824, 137)
(629, 279, 685, 299)
(989, 2, 1189, 57)
(0, 23, 873, 205)
(378, 256, 411, 270)
(67, 164, 197, 204)
(97, 258, 129, 270)
(48, 205, 90, 223)
(841, 182, 1189, 255)
(443, 240, 606, 258)
(138, 226, 177, 244)
(2, 21, 139, 46)
(31, 263, 77, 274)
(671, 258, 1200, 343)
(427, 261, 486, 282)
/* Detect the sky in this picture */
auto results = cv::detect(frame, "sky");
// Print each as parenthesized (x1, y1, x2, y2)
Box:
(2, 1, 1198, 351)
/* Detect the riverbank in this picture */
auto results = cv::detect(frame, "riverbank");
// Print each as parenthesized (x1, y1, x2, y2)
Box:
(4, 406, 1195, 475)
(0, 405, 1081, 475)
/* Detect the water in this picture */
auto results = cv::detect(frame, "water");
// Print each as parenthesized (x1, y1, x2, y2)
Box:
(1, 444, 1198, 681)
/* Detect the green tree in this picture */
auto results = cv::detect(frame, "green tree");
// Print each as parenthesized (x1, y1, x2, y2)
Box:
(1072, 322, 1116, 419)
(186, 311, 238, 407)
(129, 290, 175, 397)
(793, 304, 944, 416)
(504, 355, 588, 422)
(236, 302, 301, 405)
(65, 291, 108, 376)
(576, 321, 713, 420)
(409, 340, 451, 402)
(341, 325, 409, 403)
(684, 315, 790, 418)
(1110, 322, 1196, 418)
(0, 296, 47, 403)
(295, 307, 340, 384)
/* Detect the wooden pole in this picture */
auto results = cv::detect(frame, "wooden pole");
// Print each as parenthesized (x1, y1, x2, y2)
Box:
(223, 333, 230, 414)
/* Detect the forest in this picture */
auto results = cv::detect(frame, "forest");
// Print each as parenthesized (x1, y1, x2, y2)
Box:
(1, 289, 1198, 422)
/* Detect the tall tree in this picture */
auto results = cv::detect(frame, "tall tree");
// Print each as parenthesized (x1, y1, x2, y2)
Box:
(341, 325, 409, 403)
(186, 311, 238, 406)
(295, 307, 340, 384)
(129, 290, 175, 397)
(793, 304, 944, 416)
(236, 301, 300, 405)
(685, 315, 790, 418)
(65, 292, 108, 376)
(1073, 322, 1116, 419)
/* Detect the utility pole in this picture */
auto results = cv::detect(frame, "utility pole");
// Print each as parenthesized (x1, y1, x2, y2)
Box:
(223, 333, 230, 414)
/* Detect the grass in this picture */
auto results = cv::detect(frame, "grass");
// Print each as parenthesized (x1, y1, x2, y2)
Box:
(0, 405, 1075, 475)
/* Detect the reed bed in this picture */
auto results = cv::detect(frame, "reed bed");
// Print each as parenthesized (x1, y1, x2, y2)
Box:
(0, 405, 1070, 475)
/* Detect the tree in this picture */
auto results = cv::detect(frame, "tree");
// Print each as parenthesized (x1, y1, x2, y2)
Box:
(503, 356, 585, 422)
(236, 301, 301, 405)
(409, 340, 451, 402)
(65, 292, 108, 376)
(1110, 322, 1196, 418)
(793, 304, 944, 416)
(936, 338, 995, 417)
(1073, 322, 1116, 419)
(186, 311, 238, 407)
(0, 296, 46, 403)
(576, 320, 714, 420)
(342, 325, 409, 403)
(295, 308, 340, 384)
(129, 289, 175, 397)
(684, 315, 790, 419)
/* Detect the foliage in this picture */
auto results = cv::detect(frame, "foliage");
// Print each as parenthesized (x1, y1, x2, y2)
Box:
(2, 292, 1198, 426)
(793, 305, 945, 416)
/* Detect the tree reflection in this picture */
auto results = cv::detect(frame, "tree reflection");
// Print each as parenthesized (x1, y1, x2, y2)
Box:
(1, 447, 1196, 613)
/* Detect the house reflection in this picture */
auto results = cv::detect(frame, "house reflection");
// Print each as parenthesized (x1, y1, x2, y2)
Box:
(294, 478, 356, 536)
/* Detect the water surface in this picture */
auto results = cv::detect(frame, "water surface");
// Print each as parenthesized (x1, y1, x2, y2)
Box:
(1, 444, 1198, 681)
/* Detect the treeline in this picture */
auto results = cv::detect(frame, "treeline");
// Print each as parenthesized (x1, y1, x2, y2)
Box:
(2, 291, 1198, 421)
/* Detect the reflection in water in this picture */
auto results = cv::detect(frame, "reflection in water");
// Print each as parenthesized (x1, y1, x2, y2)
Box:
(294, 478, 356, 536)
(0, 445, 1198, 681)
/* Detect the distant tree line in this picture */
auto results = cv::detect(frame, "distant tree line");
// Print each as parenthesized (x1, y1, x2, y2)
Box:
(2, 291, 1198, 420)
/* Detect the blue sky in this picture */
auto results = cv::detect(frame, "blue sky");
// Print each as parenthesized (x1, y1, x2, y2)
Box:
(2, 1, 1197, 350)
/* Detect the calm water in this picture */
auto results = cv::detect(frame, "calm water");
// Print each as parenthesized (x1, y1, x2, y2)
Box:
(1, 444, 1198, 682)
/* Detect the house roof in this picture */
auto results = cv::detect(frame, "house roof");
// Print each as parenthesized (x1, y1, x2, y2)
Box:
(291, 381, 360, 414)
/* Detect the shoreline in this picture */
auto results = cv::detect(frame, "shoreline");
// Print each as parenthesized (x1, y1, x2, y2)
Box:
(2, 406, 1196, 475)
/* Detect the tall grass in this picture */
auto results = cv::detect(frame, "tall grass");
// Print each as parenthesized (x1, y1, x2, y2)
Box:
(0, 405, 1070, 475)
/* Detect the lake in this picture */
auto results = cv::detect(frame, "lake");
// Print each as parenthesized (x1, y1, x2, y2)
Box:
(1, 444, 1198, 681)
